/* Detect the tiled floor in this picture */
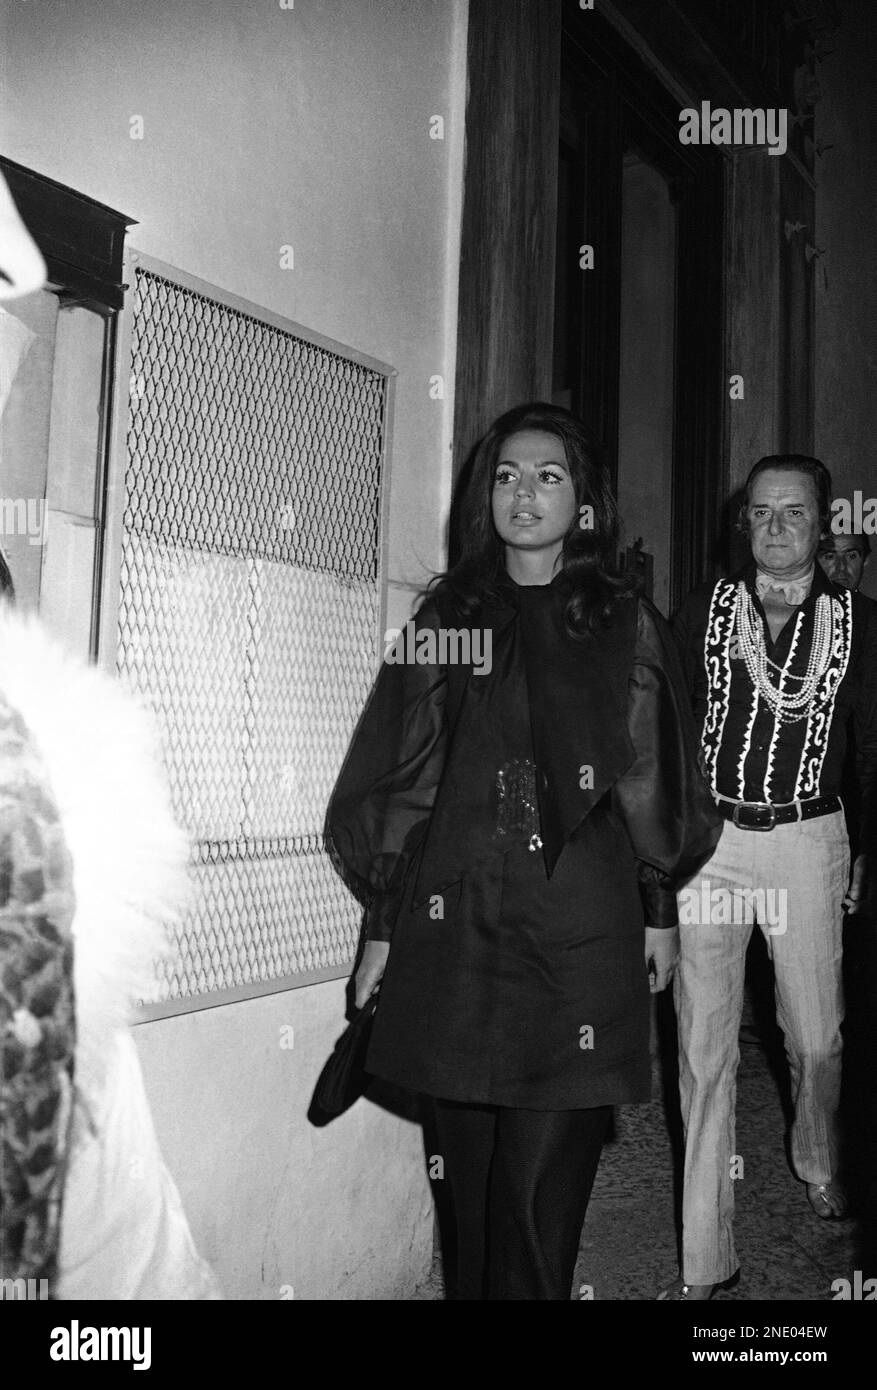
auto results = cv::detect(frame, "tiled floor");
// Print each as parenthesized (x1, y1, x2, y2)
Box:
(415, 925, 877, 1301)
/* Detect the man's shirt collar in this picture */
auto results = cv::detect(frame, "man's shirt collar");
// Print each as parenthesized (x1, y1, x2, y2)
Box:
(737, 559, 832, 606)
(754, 564, 815, 607)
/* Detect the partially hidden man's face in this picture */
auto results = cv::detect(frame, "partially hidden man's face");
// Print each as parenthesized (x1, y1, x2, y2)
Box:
(746, 469, 822, 577)
(818, 536, 867, 591)
(491, 430, 578, 558)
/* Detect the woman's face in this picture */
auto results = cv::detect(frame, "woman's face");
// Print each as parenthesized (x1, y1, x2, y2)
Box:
(491, 429, 577, 563)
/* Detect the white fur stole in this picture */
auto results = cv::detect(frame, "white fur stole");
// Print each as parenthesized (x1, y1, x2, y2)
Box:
(0, 608, 190, 1095)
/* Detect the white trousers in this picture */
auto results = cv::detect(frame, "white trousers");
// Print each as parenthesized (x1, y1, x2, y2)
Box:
(674, 811, 848, 1285)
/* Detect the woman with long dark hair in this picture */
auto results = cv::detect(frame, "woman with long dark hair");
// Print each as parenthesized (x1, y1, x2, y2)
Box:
(328, 402, 720, 1299)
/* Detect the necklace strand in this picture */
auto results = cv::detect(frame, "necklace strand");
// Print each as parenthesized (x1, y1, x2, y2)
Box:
(733, 583, 833, 725)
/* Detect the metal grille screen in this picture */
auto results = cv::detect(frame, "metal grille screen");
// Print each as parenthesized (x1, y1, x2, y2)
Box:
(115, 266, 387, 1006)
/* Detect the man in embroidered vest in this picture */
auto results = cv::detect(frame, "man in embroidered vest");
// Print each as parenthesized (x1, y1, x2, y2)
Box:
(658, 455, 877, 1301)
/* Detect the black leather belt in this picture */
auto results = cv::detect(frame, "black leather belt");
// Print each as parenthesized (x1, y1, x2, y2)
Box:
(715, 793, 842, 831)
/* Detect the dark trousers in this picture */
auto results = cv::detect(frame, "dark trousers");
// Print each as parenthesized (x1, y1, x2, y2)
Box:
(429, 1097, 610, 1300)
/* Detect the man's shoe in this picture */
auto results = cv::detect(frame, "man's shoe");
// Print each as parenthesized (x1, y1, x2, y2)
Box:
(656, 1270, 740, 1301)
(806, 1180, 849, 1220)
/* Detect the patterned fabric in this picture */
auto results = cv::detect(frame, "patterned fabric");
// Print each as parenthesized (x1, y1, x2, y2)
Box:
(673, 563, 877, 848)
(701, 575, 852, 800)
(1, 608, 220, 1299)
(493, 758, 541, 847)
(0, 691, 76, 1290)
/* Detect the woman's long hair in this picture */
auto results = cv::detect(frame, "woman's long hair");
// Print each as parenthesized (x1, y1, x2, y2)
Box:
(429, 402, 636, 635)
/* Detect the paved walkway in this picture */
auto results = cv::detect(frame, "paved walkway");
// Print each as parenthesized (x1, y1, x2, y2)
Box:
(416, 924, 877, 1301)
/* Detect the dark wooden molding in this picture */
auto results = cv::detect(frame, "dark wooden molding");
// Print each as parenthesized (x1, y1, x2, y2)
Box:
(451, 0, 815, 599)
(561, 2, 727, 603)
(604, 0, 848, 175)
(562, 62, 624, 474)
(0, 156, 136, 311)
(778, 158, 816, 453)
(672, 154, 726, 608)
(452, 0, 563, 477)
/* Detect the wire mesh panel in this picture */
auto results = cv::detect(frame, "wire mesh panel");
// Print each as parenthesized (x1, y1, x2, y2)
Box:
(112, 263, 390, 1009)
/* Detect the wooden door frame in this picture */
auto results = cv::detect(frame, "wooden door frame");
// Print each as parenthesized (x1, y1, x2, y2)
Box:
(451, 0, 562, 484)
(453, 1, 727, 608)
(560, 5, 726, 611)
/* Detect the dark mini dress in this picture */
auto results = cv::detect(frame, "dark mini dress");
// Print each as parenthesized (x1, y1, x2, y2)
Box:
(328, 573, 720, 1112)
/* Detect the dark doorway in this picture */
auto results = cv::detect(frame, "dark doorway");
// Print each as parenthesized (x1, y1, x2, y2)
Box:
(554, 3, 726, 613)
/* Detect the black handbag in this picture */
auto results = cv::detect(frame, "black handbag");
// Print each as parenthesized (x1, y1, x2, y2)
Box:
(308, 992, 379, 1125)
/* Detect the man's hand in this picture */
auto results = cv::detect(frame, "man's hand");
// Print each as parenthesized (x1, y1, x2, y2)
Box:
(844, 853, 874, 916)
(353, 939, 390, 1009)
(645, 926, 679, 993)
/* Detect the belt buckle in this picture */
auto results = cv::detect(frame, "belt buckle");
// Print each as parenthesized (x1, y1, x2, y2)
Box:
(731, 800, 776, 831)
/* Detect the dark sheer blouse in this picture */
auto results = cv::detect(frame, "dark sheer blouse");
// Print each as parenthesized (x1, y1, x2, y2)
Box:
(328, 576, 721, 941)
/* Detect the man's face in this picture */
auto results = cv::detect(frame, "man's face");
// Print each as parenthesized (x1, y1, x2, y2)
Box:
(817, 536, 867, 591)
(746, 469, 822, 577)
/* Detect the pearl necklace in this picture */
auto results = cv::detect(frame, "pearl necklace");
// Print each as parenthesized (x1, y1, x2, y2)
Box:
(733, 582, 834, 725)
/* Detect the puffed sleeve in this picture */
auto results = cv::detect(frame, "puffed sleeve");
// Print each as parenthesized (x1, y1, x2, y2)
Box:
(326, 600, 448, 942)
(612, 599, 722, 928)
